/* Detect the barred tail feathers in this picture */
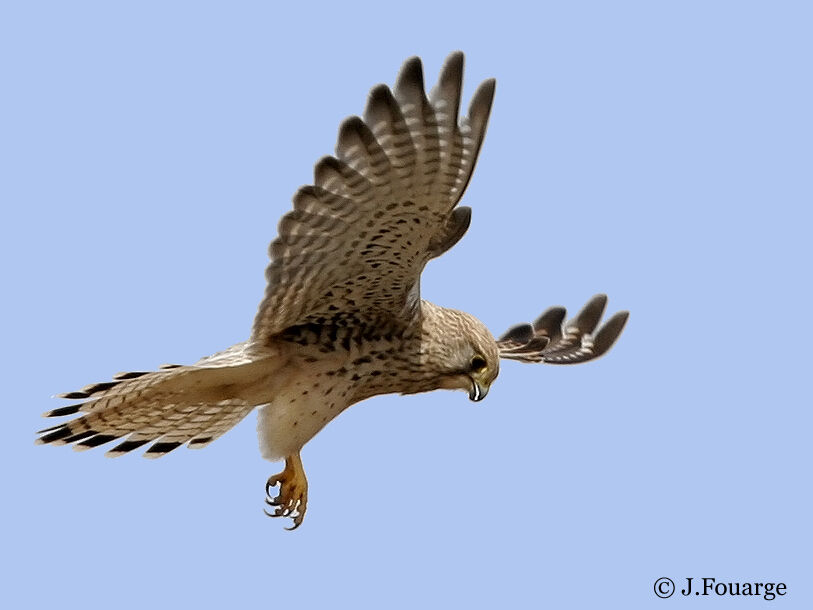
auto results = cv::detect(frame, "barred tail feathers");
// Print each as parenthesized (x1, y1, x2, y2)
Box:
(38, 359, 268, 458)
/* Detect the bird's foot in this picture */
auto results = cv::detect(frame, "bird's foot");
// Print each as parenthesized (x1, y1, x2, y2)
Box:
(264, 453, 308, 530)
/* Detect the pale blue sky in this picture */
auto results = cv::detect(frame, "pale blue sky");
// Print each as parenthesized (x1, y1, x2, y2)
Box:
(3, 1, 811, 608)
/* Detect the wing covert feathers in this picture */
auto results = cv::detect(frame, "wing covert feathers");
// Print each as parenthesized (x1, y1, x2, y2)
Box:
(253, 52, 495, 343)
(498, 295, 629, 364)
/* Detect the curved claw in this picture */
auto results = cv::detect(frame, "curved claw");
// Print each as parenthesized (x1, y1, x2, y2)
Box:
(266, 477, 280, 497)
(286, 513, 305, 530)
(262, 455, 308, 529)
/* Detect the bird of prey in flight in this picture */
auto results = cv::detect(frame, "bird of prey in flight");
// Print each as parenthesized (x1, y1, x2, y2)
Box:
(38, 52, 628, 529)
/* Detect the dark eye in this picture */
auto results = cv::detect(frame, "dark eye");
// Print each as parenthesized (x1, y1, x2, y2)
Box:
(470, 355, 487, 372)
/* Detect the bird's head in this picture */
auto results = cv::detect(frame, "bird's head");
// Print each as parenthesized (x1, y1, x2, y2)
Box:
(420, 305, 500, 402)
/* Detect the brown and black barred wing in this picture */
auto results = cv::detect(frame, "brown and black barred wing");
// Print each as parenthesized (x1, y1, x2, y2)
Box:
(252, 52, 496, 343)
(497, 295, 629, 364)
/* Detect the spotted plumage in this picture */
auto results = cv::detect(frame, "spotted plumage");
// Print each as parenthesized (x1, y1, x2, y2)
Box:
(38, 52, 628, 529)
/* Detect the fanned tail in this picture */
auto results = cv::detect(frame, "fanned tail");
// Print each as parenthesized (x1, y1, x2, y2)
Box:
(38, 351, 268, 457)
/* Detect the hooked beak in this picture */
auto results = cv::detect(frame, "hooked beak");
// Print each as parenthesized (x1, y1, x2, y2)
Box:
(468, 377, 489, 402)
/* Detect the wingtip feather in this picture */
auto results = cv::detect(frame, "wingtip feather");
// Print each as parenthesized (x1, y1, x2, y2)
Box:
(394, 56, 426, 102)
(467, 78, 496, 130)
(533, 306, 566, 335)
(499, 323, 534, 344)
(430, 52, 464, 116)
(569, 294, 608, 334)
(591, 311, 630, 357)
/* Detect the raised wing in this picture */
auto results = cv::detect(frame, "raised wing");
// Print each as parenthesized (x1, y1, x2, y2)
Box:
(252, 53, 496, 343)
(497, 295, 629, 364)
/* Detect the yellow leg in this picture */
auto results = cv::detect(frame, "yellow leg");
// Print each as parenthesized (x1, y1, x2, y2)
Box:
(265, 453, 309, 530)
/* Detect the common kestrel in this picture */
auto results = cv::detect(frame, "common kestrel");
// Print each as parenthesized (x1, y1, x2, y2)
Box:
(38, 52, 628, 529)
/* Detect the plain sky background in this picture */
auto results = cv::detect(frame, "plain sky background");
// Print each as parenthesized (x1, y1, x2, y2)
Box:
(2, 1, 811, 608)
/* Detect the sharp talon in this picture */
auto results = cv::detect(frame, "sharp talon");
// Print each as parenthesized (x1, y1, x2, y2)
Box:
(264, 456, 307, 530)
